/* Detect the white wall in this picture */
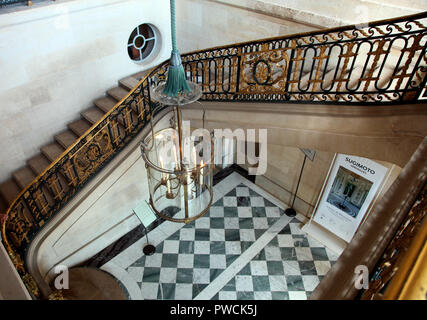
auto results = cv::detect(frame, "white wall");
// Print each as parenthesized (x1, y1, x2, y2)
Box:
(0, 0, 171, 181)
(176, 0, 318, 53)
(176, 0, 424, 54)
(207, 0, 424, 28)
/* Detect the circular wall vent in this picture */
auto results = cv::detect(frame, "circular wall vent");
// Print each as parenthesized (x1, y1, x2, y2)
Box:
(127, 24, 158, 62)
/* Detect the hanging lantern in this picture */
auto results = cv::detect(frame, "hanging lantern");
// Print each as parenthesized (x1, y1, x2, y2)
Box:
(140, 0, 214, 223)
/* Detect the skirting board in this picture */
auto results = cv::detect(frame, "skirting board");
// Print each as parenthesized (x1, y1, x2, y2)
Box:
(301, 220, 347, 255)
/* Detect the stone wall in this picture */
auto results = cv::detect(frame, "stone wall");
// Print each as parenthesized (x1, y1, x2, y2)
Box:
(206, 0, 423, 28)
(181, 102, 424, 220)
(176, 0, 318, 54)
(175, 0, 423, 54)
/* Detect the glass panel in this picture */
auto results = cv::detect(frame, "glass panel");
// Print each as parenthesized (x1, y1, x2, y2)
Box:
(141, 127, 214, 223)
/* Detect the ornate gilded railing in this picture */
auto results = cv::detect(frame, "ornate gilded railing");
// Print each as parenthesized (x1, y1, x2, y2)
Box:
(1, 12, 427, 299)
(361, 183, 427, 300)
(163, 12, 427, 104)
(0, 70, 162, 298)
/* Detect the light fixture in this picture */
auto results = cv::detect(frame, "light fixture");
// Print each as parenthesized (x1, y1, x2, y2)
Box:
(140, 0, 214, 224)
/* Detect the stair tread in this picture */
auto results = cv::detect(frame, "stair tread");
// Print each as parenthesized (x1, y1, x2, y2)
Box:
(107, 86, 129, 102)
(0, 179, 21, 205)
(132, 70, 150, 81)
(119, 76, 139, 90)
(27, 154, 51, 176)
(12, 166, 36, 189)
(82, 107, 105, 125)
(68, 119, 91, 137)
(41, 142, 65, 163)
(94, 96, 117, 113)
(55, 130, 78, 149)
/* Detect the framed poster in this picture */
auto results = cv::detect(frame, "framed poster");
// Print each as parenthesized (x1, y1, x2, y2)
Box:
(312, 154, 389, 242)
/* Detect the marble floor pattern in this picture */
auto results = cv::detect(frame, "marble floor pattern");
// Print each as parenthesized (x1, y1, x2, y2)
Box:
(100, 172, 339, 300)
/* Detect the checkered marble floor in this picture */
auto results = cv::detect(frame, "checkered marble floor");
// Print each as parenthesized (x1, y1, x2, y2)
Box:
(212, 217, 338, 300)
(101, 172, 339, 300)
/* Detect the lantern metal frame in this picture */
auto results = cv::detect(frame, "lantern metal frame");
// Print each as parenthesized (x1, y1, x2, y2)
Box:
(140, 81, 214, 224)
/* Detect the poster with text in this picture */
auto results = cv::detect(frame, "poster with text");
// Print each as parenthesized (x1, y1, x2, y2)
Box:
(313, 154, 388, 242)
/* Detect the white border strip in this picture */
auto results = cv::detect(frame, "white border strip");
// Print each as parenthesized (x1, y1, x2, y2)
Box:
(101, 261, 143, 300)
(194, 213, 292, 300)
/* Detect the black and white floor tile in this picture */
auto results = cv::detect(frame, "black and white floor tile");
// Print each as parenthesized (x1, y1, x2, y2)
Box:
(212, 217, 338, 300)
(100, 172, 339, 300)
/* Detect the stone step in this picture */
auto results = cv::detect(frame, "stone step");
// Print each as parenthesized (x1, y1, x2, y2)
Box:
(107, 86, 129, 102)
(82, 107, 105, 125)
(21, 151, 73, 203)
(92, 95, 130, 133)
(0, 179, 21, 206)
(132, 70, 150, 81)
(27, 154, 51, 176)
(41, 142, 65, 163)
(12, 166, 36, 190)
(94, 97, 117, 114)
(119, 76, 139, 91)
(68, 119, 91, 137)
(0, 195, 7, 214)
(55, 130, 78, 149)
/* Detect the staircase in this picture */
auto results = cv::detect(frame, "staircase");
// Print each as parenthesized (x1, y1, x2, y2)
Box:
(0, 71, 147, 215)
(0, 54, 417, 216)
(0, 12, 426, 300)
(0, 49, 423, 214)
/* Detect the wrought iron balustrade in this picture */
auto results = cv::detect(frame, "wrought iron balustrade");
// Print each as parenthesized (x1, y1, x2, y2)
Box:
(1, 12, 427, 299)
(175, 11, 427, 104)
(0, 72, 161, 298)
(361, 183, 426, 300)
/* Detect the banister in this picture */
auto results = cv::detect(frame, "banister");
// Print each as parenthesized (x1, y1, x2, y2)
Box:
(0, 64, 167, 298)
(1, 12, 426, 299)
